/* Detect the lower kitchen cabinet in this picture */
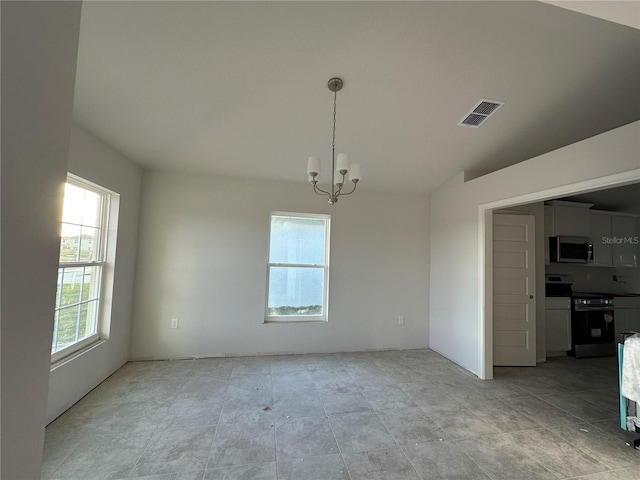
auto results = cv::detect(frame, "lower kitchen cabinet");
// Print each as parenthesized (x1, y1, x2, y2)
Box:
(545, 297, 571, 355)
(615, 297, 640, 337)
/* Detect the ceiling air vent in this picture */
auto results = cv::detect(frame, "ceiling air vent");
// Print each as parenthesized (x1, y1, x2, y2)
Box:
(458, 99, 504, 128)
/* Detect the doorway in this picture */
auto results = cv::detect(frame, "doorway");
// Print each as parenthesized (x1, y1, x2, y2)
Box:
(480, 170, 640, 380)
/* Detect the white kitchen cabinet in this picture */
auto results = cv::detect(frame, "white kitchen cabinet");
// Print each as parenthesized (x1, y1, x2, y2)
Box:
(545, 297, 571, 355)
(590, 212, 639, 267)
(547, 201, 593, 237)
(615, 297, 640, 338)
(612, 215, 639, 268)
(590, 211, 613, 266)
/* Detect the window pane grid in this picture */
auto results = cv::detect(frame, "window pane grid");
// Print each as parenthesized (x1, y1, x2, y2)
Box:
(56, 265, 101, 307)
(59, 223, 104, 264)
(53, 176, 110, 358)
(52, 299, 99, 353)
(59, 181, 105, 265)
(53, 264, 102, 354)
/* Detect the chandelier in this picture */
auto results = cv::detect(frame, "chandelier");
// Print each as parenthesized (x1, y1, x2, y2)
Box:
(306, 77, 361, 205)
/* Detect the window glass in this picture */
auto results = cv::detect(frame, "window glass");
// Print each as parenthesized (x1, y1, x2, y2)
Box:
(266, 213, 329, 322)
(267, 266, 324, 316)
(269, 216, 326, 265)
(61, 183, 102, 227)
(52, 177, 111, 358)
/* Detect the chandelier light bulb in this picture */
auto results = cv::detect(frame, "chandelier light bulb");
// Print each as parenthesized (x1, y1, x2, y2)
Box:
(336, 153, 350, 175)
(307, 156, 321, 176)
(349, 163, 362, 183)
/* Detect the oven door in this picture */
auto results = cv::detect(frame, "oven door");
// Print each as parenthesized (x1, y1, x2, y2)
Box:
(571, 309, 615, 357)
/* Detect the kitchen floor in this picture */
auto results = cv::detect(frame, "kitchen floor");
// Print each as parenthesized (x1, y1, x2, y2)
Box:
(42, 349, 640, 480)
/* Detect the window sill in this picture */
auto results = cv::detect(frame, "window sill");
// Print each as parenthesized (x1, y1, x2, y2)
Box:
(50, 338, 106, 371)
(264, 318, 328, 324)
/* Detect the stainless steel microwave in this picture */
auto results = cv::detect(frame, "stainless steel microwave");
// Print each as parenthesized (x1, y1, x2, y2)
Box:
(549, 236, 593, 263)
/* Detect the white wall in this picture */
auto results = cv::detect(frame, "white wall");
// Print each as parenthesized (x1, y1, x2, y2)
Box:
(429, 121, 640, 376)
(46, 125, 142, 423)
(131, 171, 430, 359)
(0, 2, 82, 478)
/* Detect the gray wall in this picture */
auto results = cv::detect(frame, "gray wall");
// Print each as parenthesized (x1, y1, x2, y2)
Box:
(1, 2, 82, 478)
(46, 125, 142, 423)
(131, 171, 430, 359)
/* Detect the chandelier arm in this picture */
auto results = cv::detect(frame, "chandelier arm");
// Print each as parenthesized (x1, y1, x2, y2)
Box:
(334, 173, 346, 196)
(313, 183, 331, 197)
(338, 181, 358, 196)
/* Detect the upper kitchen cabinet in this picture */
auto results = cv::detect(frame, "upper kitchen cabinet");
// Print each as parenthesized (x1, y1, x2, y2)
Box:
(612, 214, 639, 267)
(590, 211, 613, 266)
(589, 211, 639, 267)
(547, 201, 593, 237)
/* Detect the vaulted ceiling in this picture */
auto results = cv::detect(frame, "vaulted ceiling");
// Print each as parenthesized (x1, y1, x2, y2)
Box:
(73, 1, 640, 195)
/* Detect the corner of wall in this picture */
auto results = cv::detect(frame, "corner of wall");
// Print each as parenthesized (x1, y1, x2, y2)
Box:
(46, 123, 143, 424)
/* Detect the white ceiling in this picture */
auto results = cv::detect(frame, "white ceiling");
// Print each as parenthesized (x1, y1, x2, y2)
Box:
(541, 1, 640, 30)
(73, 1, 640, 195)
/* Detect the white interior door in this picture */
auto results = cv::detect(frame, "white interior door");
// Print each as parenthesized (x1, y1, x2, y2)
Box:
(493, 214, 536, 366)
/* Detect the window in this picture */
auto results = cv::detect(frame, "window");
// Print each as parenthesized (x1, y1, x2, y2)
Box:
(52, 175, 113, 361)
(266, 212, 330, 322)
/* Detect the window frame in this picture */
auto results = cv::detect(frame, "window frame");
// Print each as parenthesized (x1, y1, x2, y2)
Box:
(265, 211, 330, 323)
(51, 174, 112, 363)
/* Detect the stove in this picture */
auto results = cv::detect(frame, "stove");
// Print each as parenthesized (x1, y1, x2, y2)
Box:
(545, 276, 618, 357)
(570, 292, 615, 358)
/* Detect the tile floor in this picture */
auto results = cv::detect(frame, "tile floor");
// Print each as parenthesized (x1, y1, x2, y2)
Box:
(43, 349, 640, 480)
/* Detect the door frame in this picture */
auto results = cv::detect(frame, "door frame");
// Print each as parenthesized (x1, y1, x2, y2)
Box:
(478, 170, 640, 380)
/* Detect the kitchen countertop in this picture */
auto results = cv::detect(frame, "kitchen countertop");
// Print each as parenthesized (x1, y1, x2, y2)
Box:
(611, 293, 640, 297)
(572, 291, 640, 297)
(545, 292, 640, 298)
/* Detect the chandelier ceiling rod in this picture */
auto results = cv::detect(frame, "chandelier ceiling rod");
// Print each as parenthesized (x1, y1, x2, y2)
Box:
(306, 77, 361, 205)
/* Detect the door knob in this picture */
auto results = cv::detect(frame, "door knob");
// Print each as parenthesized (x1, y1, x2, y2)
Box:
(529, 295, 534, 299)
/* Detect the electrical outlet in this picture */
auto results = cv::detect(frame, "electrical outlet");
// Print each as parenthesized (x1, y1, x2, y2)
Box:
(171, 318, 179, 329)
(398, 315, 405, 325)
